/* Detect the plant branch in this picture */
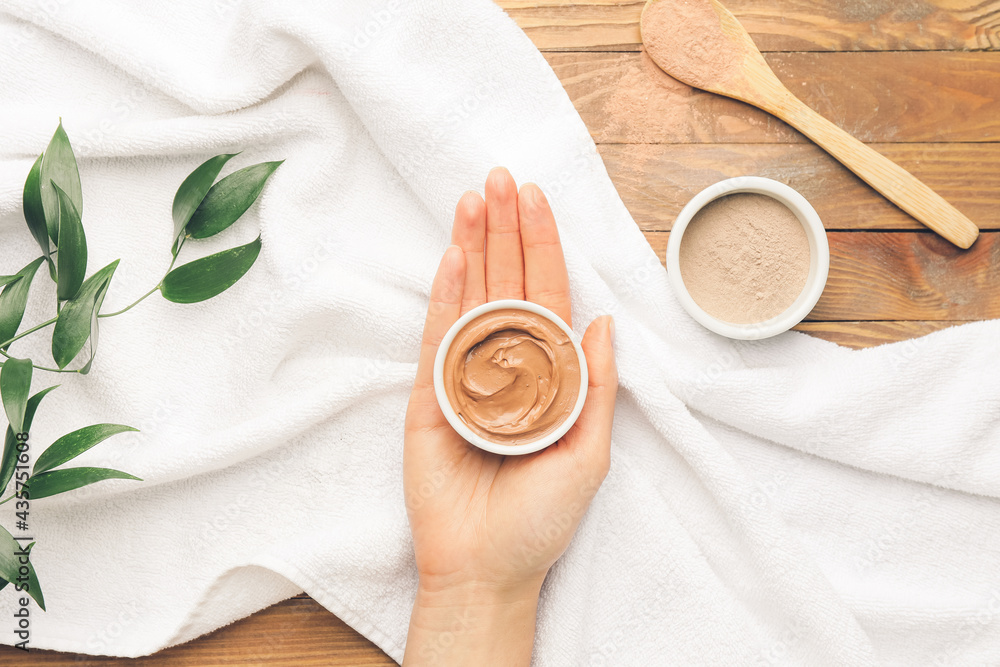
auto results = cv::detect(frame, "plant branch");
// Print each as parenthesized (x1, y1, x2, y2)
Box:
(98, 284, 160, 318)
(98, 237, 184, 319)
(0, 349, 79, 374)
(0, 317, 57, 350)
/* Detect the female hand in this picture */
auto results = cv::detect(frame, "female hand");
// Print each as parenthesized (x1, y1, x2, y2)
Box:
(402, 167, 617, 666)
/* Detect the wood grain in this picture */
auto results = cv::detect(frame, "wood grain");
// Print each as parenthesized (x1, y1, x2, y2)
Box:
(548, 51, 1000, 144)
(497, 0, 1000, 52)
(0, 595, 396, 666)
(793, 320, 961, 348)
(600, 143, 1000, 231)
(643, 231, 1000, 320)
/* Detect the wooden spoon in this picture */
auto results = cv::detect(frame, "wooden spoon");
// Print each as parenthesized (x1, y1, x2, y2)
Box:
(640, 0, 979, 249)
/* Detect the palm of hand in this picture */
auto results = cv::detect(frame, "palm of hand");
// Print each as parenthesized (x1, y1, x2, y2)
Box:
(404, 168, 617, 593)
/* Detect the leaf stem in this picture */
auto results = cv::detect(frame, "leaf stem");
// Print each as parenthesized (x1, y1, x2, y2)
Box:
(0, 235, 188, 373)
(0, 317, 57, 350)
(98, 238, 184, 319)
(0, 350, 79, 374)
(170, 237, 186, 271)
(0, 494, 13, 507)
(97, 285, 160, 319)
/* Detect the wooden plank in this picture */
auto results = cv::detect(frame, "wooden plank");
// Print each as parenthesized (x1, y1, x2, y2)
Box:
(0, 596, 395, 666)
(600, 143, 1000, 231)
(497, 0, 1000, 52)
(793, 320, 962, 348)
(642, 231, 1000, 320)
(498, 0, 645, 51)
(547, 51, 1000, 144)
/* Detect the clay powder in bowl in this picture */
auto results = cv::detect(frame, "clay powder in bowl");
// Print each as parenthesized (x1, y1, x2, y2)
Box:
(680, 193, 808, 324)
(666, 177, 830, 340)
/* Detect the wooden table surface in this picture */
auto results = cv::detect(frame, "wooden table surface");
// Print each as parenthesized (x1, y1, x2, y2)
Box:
(6, 1, 998, 663)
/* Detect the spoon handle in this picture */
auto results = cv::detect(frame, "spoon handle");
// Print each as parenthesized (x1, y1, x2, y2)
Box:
(763, 91, 979, 249)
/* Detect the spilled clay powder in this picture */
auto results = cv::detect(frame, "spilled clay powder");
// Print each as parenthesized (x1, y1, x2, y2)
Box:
(679, 193, 810, 324)
(641, 0, 741, 90)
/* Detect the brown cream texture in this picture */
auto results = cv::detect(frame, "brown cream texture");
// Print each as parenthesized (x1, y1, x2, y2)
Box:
(679, 193, 810, 324)
(443, 308, 581, 446)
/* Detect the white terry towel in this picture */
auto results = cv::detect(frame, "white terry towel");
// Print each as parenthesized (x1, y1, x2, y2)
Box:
(0, 0, 998, 664)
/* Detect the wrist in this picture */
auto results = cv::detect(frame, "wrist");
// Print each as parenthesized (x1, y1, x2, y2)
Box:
(404, 577, 544, 666)
(416, 572, 545, 605)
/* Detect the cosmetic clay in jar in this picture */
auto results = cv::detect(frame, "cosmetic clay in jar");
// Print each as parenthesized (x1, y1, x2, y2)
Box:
(433, 300, 589, 456)
(666, 177, 830, 340)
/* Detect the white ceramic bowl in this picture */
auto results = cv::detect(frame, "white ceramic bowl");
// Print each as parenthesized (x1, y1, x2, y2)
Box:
(666, 176, 830, 340)
(433, 299, 589, 456)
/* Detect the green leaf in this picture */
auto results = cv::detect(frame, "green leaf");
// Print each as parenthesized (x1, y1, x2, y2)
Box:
(0, 276, 20, 290)
(78, 301, 103, 376)
(0, 526, 44, 610)
(185, 161, 283, 239)
(161, 236, 261, 304)
(33, 424, 137, 475)
(51, 260, 119, 370)
(40, 120, 82, 246)
(0, 258, 43, 350)
(172, 153, 239, 255)
(76, 263, 116, 377)
(0, 386, 57, 496)
(23, 153, 53, 273)
(53, 183, 88, 301)
(0, 358, 32, 434)
(26, 467, 141, 500)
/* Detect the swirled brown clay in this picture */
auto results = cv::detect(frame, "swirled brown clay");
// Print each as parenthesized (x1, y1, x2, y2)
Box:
(442, 308, 581, 445)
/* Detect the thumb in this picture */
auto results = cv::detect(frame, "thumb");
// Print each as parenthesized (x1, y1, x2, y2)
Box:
(565, 315, 618, 477)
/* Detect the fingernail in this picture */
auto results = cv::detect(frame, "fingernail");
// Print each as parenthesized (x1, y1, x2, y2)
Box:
(521, 183, 539, 207)
(607, 316, 615, 345)
(488, 166, 512, 191)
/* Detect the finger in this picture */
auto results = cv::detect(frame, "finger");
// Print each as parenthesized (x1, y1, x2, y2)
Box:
(451, 190, 487, 314)
(564, 316, 617, 476)
(484, 166, 525, 301)
(519, 183, 572, 328)
(410, 245, 466, 406)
